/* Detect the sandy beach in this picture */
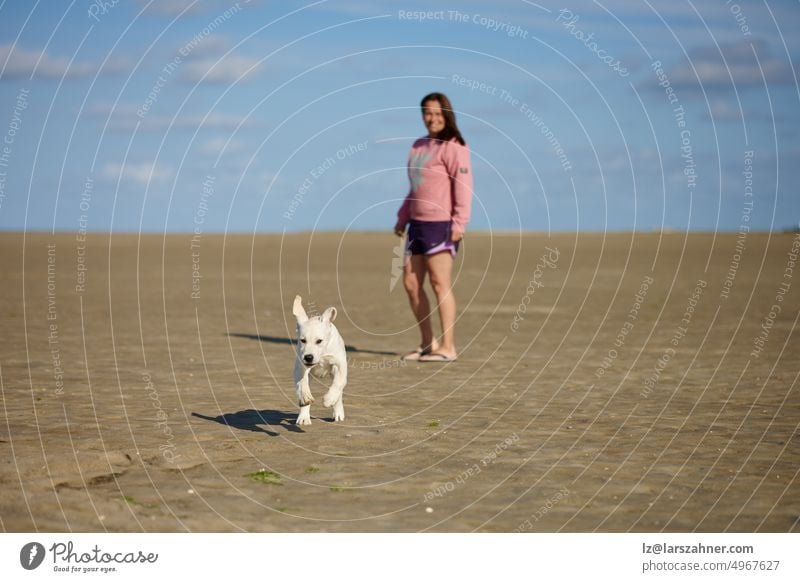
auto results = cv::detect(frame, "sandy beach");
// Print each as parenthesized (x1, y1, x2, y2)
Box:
(0, 230, 798, 532)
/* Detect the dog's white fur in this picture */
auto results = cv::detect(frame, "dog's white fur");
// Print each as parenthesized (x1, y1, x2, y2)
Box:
(292, 295, 347, 425)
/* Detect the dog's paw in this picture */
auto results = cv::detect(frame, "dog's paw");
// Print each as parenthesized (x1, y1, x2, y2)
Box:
(296, 413, 312, 426)
(322, 391, 339, 408)
(332, 404, 345, 422)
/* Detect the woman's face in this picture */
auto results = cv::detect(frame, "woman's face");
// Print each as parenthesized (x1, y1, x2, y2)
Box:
(422, 100, 445, 136)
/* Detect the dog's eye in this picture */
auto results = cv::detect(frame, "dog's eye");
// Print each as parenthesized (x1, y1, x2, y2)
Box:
(300, 339, 306, 344)
(315, 339, 323, 344)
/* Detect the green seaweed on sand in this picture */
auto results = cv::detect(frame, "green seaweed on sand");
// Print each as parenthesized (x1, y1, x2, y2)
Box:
(248, 469, 282, 485)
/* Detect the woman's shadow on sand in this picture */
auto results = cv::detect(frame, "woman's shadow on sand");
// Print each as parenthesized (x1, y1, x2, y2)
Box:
(191, 409, 307, 436)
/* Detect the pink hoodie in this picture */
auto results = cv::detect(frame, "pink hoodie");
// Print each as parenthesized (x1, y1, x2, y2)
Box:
(396, 137, 473, 237)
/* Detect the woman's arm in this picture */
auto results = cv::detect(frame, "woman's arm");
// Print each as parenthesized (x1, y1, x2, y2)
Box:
(395, 189, 412, 236)
(443, 141, 473, 239)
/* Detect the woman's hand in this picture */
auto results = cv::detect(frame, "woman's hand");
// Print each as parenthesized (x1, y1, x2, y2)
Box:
(451, 231, 463, 242)
(394, 223, 405, 237)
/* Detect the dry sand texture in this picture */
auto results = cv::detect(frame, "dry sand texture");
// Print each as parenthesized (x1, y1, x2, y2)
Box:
(0, 231, 798, 532)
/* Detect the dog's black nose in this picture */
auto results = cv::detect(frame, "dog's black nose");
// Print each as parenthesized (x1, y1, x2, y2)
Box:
(304, 354, 314, 364)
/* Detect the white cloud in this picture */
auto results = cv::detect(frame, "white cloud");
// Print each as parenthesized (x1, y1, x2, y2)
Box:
(87, 103, 141, 117)
(173, 31, 262, 84)
(180, 54, 262, 83)
(178, 113, 253, 129)
(133, 0, 265, 17)
(200, 136, 244, 155)
(668, 39, 794, 89)
(704, 99, 778, 123)
(0, 43, 127, 80)
(177, 33, 230, 58)
(89, 103, 257, 132)
(101, 161, 174, 185)
(706, 99, 743, 121)
(134, 0, 206, 17)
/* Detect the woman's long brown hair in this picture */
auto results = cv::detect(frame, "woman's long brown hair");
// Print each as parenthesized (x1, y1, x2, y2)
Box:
(420, 92, 466, 145)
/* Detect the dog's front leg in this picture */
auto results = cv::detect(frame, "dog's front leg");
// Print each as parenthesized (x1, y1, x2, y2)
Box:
(295, 361, 314, 425)
(323, 364, 347, 421)
(296, 404, 312, 426)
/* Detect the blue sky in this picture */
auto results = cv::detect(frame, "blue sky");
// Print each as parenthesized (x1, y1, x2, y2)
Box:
(0, 0, 798, 233)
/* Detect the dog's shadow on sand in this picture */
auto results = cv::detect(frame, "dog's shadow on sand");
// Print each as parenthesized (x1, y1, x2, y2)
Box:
(192, 409, 311, 436)
(227, 333, 396, 356)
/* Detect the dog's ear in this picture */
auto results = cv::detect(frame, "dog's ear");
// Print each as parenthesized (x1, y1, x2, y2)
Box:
(322, 306, 337, 323)
(292, 295, 308, 323)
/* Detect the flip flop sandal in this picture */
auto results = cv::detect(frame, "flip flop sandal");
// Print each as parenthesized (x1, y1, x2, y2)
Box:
(401, 345, 436, 361)
(418, 352, 457, 363)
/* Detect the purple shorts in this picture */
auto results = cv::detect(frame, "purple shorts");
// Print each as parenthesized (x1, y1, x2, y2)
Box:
(406, 219, 460, 257)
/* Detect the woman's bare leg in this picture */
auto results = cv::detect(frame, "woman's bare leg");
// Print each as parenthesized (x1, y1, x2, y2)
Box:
(402, 254, 437, 352)
(426, 251, 457, 358)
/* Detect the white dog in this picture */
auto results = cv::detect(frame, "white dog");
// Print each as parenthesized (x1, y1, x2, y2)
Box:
(292, 295, 347, 425)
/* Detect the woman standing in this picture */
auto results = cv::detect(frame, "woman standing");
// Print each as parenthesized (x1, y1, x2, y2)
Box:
(394, 92, 473, 362)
